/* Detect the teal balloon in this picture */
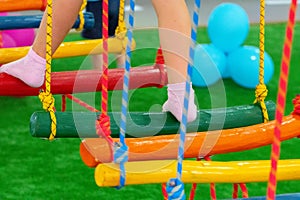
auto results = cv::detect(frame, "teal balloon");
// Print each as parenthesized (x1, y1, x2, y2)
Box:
(227, 46, 274, 89)
(208, 3, 249, 53)
(192, 44, 226, 87)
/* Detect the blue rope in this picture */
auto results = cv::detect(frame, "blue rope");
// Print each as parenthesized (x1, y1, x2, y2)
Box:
(167, 0, 201, 199)
(114, 0, 135, 189)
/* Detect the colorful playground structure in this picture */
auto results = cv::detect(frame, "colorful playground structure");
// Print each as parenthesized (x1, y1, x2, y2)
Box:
(1, 0, 300, 199)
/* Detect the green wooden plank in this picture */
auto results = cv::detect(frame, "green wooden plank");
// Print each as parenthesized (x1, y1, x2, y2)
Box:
(30, 101, 276, 138)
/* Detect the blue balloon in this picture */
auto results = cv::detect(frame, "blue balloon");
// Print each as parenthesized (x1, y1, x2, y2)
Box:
(227, 46, 274, 89)
(222, 56, 231, 78)
(192, 44, 226, 87)
(208, 3, 249, 53)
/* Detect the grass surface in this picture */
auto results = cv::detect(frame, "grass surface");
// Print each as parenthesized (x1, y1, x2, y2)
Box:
(0, 23, 300, 199)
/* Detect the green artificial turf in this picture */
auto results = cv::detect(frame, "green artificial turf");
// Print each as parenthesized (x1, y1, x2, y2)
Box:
(0, 22, 300, 199)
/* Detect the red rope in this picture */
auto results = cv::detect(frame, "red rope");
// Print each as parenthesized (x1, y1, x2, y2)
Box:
(162, 183, 168, 200)
(267, 1, 297, 199)
(292, 95, 300, 138)
(64, 94, 99, 112)
(61, 94, 66, 112)
(188, 156, 216, 200)
(163, 156, 217, 200)
(240, 183, 249, 198)
(159, 47, 168, 200)
(154, 47, 168, 88)
(292, 94, 300, 115)
(62, 93, 114, 146)
(189, 157, 202, 200)
(233, 183, 239, 199)
(205, 156, 217, 200)
(101, 0, 109, 116)
(155, 47, 165, 64)
(232, 183, 248, 199)
(95, 0, 114, 145)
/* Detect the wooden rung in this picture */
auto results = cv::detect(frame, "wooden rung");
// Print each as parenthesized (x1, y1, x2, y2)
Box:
(0, 65, 165, 96)
(0, 0, 47, 12)
(0, 12, 94, 30)
(94, 159, 300, 187)
(30, 101, 276, 138)
(81, 115, 300, 166)
(0, 37, 135, 64)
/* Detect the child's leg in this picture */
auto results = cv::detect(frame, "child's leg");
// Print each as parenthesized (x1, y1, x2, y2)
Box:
(33, 0, 84, 58)
(152, 0, 197, 122)
(0, 0, 83, 87)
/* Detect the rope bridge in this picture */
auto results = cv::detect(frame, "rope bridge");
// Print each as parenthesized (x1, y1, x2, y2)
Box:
(2, 0, 296, 199)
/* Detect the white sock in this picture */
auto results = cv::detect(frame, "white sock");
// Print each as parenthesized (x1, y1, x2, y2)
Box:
(0, 48, 46, 88)
(162, 82, 197, 122)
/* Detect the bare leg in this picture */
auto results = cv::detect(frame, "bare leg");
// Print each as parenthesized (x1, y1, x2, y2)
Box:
(152, 0, 191, 83)
(33, 0, 83, 57)
(152, 0, 197, 122)
(0, 0, 83, 87)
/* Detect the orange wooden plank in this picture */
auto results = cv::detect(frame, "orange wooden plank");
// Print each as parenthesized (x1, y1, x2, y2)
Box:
(0, 0, 46, 12)
(80, 115, 300, 167)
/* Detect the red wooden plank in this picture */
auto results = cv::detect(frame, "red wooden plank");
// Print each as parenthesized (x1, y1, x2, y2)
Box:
(0, 65, 167, 96)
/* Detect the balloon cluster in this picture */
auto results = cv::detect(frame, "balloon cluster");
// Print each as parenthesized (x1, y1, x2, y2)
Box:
(192, 3, 274, 89)
(0, 12, 35, 48)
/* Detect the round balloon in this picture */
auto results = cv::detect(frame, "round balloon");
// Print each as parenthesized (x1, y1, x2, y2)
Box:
(3, 28, 35, 47)
(227, 45, 274, 89)
(1, 32, 17, 48)
(192, 44, 226, 87)
(222, 53, 231, 78)
(208, 3, 249, 53)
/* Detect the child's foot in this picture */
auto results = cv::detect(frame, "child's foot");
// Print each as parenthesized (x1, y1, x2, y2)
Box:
(163, 82, 197, 122)
(0, 48, 46, 88)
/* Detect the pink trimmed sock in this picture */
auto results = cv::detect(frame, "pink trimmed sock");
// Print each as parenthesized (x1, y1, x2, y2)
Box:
(0, 48, 46, 88)
(162, 82, 197, 122)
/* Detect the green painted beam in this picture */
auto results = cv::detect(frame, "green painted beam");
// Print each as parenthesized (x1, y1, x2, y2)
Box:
(30, 101, 276, 138)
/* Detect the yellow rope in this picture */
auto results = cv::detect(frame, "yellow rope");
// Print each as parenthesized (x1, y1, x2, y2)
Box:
(39, 92, 56, 140)
(115, 0, 126, 37)
(38, 0, 56, 140)
(254, 0, 269, 123)
(76, 0, 87, 31)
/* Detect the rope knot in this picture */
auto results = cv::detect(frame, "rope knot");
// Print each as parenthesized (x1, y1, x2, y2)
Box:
(38, 91, 55, 112)
(95, 113, 111, 138)
(254, 84, 268, 103)
(115, 22, 127, 39)
(166, 178, 186, 200)
(113, 142, 128, 189)
(113, 142, 128, 164)
(38, 91, 56, 140)
(292, 94, 300, 116)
